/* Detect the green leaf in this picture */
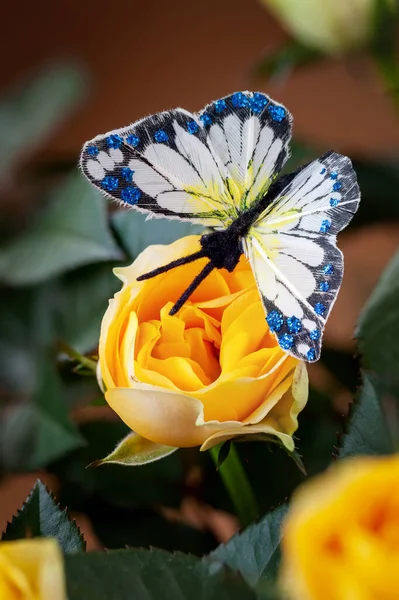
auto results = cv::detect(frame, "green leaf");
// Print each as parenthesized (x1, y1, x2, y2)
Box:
(0, 175, 122, 286)
(0, 63, 86, 177)
(65, 547, 258, 600)
(207, 504, 288, 587)
(356, 249, 399, 382)
(339, 372, 394, 458)
(89, 432, 177, 467)
(1, 480, 85, 554)
(2, 356, 85, 470)
(55, 263, 120, 353)
(112, 210, 203, 260)
(0, 285, 54, 394)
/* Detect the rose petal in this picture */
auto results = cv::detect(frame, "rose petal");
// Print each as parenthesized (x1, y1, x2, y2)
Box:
(106, 387, 213, 447)
(0, 539, 66, 600)
(100, 233, 308, 453)
(200, 422, 295, 452)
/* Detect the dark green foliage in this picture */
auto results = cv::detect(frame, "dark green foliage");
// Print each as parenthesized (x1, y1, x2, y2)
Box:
(0, 176, 122, 286)
(339, 372, 397, 458)
(65, 548, 260, 600)
(2, 480, 85, 554)
(356, 250, 399, 383)
(1, 356, 85, 471)
(208, 504, 289, 586)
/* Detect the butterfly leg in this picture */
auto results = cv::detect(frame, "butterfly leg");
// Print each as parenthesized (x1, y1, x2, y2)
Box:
(136, 250, 206, 281)
(169, 261, 215, 315)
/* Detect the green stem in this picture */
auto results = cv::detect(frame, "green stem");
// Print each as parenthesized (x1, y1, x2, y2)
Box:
(209, 444, 259, 529)
(59, 341, 98, 374)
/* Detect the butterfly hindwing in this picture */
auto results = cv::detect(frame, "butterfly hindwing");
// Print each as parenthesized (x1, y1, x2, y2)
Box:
(247, 151, 360, 362)
(80, 92, 292, 226)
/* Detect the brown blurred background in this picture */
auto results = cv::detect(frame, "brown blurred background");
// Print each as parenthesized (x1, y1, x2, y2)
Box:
(2, 0, 399, 158)
(2, 0, 398, 349)
(1, 0, 398, 547)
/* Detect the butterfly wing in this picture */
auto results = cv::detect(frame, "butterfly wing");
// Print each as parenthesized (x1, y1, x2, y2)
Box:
(200, 91, 292, 211)
(80, 92, 292, 227)
(80, 108, 227, 226)
(246, 151, 360, 362)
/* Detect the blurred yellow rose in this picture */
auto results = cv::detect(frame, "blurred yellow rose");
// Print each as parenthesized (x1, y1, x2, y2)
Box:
(261, 0, 391, 54)
(99, 235, 308, 454)
(281, 455, 399, 600)
(0, 538, 66, 600)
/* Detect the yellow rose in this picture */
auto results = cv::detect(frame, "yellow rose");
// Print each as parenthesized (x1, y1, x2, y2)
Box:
(0, 538, 66, 600)
(260, 0, 393, 54)
(281, 455, 399, 600)
(99, 235, 308, 456)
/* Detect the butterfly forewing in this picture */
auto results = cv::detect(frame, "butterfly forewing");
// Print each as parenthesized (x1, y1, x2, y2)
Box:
(201, 91, 292, 211)
(80, 91, 292, 226)
(247, 151, 360, 362)
(80, 108, 227, 225)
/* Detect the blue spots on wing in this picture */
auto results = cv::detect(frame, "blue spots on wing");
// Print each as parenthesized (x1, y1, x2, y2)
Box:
(231, 92, 249, 108)
(126, 134, 140, 147)
(317, 163, 345, 231)
(121, 167, 134, 182)
(209, 92, 282, 121)
(121, 186, 141, 204)
(319, 281, 329, 292)
(267, 104, 286, 122)
(323, 264, 334, 275)
(307, 348, 316, 361)
(87, 145, 99, 157)
(250, 93, 268, 114)
(310, 329, 320, 341)
(186, 120, 199, 134)
(265, 309, 325, 362)
(287, 316, 302, 334)
(320, 219, 331, 233)
(199, 113, 212, 126)
(106, 134, 123, 149)
(278, 333, 294, 351)
(266, 310, 284, 333)
(101, 176, 119, 191)
(154, 129, 169, 143)
(314, 303, 326, 317)
(214, 99, 227, 113)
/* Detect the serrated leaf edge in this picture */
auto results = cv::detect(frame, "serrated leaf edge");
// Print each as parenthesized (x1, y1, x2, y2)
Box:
(1, 479, 87, 551)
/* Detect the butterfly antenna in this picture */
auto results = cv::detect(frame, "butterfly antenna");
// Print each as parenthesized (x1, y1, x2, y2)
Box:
(169, 261, 215, 316)
(136, 250, 206, 281)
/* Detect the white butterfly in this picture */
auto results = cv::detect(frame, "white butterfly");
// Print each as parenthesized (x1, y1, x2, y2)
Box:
(80, 91, 360, 362)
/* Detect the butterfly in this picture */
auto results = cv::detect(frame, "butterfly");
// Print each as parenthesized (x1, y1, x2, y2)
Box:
(80, 91, 360, 363)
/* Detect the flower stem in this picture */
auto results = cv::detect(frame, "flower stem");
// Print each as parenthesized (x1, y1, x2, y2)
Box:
(58, 341, 97, 374)
(209, 444, 259, 528)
